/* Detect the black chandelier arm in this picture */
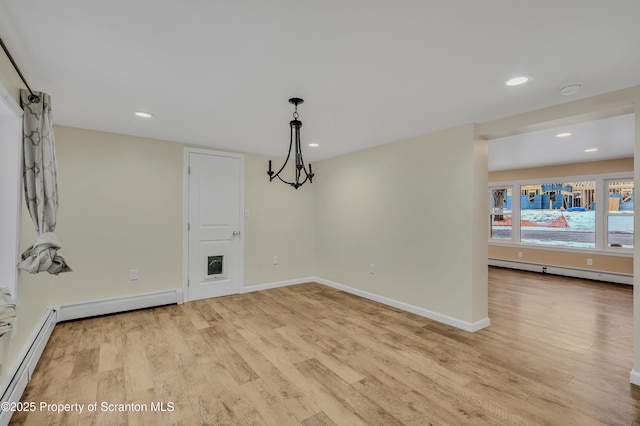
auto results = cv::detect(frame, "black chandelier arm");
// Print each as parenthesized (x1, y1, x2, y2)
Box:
(268, 126, 295, 182)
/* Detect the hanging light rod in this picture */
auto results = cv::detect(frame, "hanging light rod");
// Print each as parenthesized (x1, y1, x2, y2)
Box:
(267, 98, 314, 189)
(0, 37, 40, 103)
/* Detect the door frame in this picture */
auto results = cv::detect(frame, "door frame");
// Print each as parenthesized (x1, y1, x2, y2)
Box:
(182, 147, 245, 303)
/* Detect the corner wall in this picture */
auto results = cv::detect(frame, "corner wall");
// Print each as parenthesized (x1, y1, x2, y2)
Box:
(244, 153, 316, 286)
(315, 124, 489, 326)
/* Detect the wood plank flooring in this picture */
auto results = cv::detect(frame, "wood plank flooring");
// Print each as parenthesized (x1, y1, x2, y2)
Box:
(9, 267, 640, 425)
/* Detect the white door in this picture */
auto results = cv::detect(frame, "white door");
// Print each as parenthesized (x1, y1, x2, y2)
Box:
(186, 150, 243, 301)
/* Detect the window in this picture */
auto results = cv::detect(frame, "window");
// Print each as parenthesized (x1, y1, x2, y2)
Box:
(489, 187, 512, 240)
(489, 174, 633, 253)
(520, 181, 595, 248)
(606, 180, 634, 248)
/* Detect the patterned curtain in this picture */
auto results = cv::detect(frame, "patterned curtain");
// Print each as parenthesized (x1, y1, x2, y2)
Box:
(0, 288, 16, 337)
(17, 90, 71, 275)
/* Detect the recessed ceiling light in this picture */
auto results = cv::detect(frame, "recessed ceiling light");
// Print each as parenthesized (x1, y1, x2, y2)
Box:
(134, 111, 154, 118)
(506, 75, 532, 86)
(308, 143, 319, 148)
(555, 132, 572, 138)
(585, 148, 598, 152)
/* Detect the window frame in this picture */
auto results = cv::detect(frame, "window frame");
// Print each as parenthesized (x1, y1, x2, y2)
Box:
(489, 172, 633, 256)
(604, 178, 634, 250)
(488, 185, 515, 242)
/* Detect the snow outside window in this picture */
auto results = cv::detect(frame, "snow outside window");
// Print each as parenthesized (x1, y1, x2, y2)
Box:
(519, 181, 596, 249)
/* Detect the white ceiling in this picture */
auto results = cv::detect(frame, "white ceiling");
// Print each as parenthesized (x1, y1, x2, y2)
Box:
(489, 113, 635, 171)
(0, 1, 639, 166)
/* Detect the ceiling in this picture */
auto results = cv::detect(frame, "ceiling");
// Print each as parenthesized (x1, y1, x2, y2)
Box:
(489, 113, 635, 171)
(0, 1, 638, 167)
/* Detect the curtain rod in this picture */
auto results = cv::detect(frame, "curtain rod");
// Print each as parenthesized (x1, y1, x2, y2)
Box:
(0, 36, 40, 103)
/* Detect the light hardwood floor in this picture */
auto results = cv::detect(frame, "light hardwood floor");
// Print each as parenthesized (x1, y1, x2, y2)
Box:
(10, 267, 640, 425)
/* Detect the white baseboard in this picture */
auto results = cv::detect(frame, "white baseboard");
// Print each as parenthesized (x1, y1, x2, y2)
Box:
(630, 369, 640, 386)
(56, 290, 181, 322)
(0, 308, 56, 426)
(241, 277, 314, 294)
(488, 258, 633, 285)
(313, 277, 490, 333)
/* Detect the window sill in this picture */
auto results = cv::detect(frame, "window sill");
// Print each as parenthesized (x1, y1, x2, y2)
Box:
(488, 240, 633, 258)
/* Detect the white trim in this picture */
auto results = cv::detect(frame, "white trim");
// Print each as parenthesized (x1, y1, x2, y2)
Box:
(182, 147, 245, 302)
(488, 258, 633, 285)
(630, 369, 640, 386)
(182, 149, 189, 302)
(241, 277, 314, 293)
(56, 290, 180, 322)
(0, 308, 56, 426)
(0, 83, 23, 305)
(0, 84, 22, 119)
(313, 277, 490, 333)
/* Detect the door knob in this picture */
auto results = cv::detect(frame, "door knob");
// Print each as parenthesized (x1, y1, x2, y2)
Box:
(232, 230, 240, 237)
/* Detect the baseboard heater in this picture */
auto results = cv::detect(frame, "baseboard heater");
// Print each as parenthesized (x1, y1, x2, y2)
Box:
(488, 258, 633, 285)
(55, 289, 180, 322)
(0, 308, 56, 426)
(0, 289, 181, 426)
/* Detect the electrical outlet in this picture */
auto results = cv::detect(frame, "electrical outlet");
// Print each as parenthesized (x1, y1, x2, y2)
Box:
(129, 269, 139, 280)
(587, 258, 593, 266)
(273, 256, 279, 265)
(518, 252, 523, 258)
(369, 264, 375, 274)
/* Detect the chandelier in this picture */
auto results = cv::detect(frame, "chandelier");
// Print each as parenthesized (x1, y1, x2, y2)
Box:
(267, 98, 314, 189)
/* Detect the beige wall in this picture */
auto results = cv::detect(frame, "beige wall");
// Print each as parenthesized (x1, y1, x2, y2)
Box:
(489, 245, 633, 275)
(22, 126, 184, 305)
(244, 153, 316, 285)
(488, 158, 634, 275)
(315, 124, 488, 324)
(0, 56, 52, 376)
(24, 126, 317, 305)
